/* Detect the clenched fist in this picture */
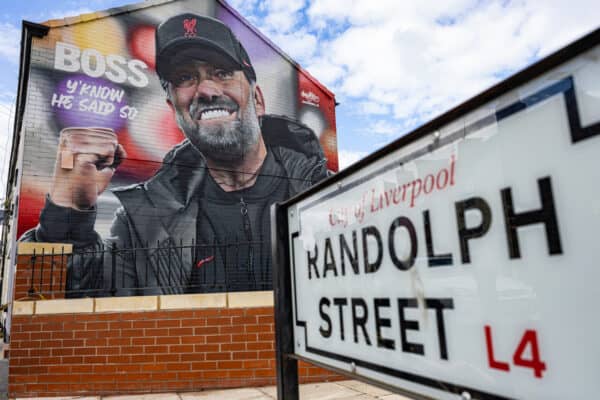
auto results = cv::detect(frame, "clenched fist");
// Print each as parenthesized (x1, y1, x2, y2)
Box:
(49, 127, 127, 210)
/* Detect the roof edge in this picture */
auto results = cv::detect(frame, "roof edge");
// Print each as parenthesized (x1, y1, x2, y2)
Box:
(38, 0, 335, 101)
(40, 0, 176, 27)
(1, 20, 51, 293)
(6, 21, 50, 192)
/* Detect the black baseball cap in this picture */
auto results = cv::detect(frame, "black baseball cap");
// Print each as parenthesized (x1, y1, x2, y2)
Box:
(155, 13, 256, 83)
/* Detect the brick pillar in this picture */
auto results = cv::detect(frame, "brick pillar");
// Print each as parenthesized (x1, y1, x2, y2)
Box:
(14, 243, 72, 300)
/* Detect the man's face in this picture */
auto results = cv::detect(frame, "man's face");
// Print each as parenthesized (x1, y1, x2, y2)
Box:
(166, 60, 265, 162)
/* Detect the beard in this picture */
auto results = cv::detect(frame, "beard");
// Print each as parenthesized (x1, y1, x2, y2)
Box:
(175, 94, 261, 163)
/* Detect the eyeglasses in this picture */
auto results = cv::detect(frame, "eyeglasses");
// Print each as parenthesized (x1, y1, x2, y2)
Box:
(169, 66, 237, 89)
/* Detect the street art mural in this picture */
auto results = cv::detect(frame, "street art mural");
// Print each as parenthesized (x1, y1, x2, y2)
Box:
(17, 0, 337, 296)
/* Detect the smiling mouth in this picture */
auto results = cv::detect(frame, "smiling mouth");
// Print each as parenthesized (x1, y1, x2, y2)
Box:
(198, 107, 236, 121)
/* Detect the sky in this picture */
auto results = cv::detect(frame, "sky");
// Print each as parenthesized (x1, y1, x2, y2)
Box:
(0, 0, 598, 191)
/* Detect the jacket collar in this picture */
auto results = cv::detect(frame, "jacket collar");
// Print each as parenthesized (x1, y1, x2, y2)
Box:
(144, 140, 207, 213)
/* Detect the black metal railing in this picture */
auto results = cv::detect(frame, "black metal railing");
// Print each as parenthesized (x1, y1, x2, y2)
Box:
(25, 239, 273, 298)
(23, 246, 69, 298)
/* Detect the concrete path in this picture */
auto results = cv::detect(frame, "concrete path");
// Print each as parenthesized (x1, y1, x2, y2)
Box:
(13, 381, 414, 400)
(0, 359, 7, 400)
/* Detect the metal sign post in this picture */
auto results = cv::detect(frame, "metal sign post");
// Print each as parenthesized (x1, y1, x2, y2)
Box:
(272, 203, 299, 400)
(273, 27, 600, 400)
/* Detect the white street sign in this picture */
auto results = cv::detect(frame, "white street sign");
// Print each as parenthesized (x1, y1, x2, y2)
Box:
(285, 35, 600, 400)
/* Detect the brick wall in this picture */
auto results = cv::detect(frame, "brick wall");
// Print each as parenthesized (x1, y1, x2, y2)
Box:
(9, 295, 341, 397)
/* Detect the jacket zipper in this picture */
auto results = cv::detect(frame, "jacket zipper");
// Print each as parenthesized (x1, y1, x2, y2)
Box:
(240, 197, 255, 278)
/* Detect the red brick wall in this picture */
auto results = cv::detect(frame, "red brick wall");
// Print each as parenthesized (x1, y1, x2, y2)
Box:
(9, 306, 341, 397)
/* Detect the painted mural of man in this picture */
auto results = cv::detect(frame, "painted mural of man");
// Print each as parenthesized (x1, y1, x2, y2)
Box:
(20, 14, 329, 296)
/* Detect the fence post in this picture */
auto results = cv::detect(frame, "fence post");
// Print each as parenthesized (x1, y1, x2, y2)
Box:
(49, 246, 55, 293)
(28, 249, 36, 297)
(59, 246, 65, 294)
(111, 243, 117, 297)
(39, 248, 45, 294)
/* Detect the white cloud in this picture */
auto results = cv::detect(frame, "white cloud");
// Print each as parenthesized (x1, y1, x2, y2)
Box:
(304, 58, 345, 88)
(368, 120, 405, 138)
(0, 23, 20, 63)
(248, 0, 599, 138)
(226, 0, 262, 24)
(359, 101, 389, 115)
(337, 149, 368, 170)
(308, 2, 524, 125)
(0, 99, 15, 191)
(262, 0, 306, 33)
(235, 0, 318, 64)
(266, 29, 318, 63)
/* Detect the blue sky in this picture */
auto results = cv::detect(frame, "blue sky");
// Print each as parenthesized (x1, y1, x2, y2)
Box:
(0, 0, 598, 188)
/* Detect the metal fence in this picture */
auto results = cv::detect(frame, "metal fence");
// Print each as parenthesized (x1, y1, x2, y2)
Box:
(24, 239, 273, 298)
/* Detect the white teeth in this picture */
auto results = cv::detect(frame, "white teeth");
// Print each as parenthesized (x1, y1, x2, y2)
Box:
(200, 109, 231, 120)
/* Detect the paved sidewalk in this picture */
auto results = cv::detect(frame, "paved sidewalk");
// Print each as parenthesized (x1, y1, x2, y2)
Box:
(13, 380, 414, 400)
(0, 359, 6, 400)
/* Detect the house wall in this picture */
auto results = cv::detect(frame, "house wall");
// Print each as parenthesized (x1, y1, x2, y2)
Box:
(9, 0, 338, 302)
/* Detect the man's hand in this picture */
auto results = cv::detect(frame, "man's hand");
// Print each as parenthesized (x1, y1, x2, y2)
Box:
(49, 127, 126, 210)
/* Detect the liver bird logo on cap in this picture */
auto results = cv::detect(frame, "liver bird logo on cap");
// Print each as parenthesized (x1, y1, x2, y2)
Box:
(183, 18, 197, 37)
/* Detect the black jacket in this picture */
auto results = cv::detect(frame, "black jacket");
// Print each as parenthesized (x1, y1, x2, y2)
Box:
(20, 115, 329, 296)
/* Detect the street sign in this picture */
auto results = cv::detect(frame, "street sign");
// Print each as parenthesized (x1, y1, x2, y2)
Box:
(273, 28, 600, 400)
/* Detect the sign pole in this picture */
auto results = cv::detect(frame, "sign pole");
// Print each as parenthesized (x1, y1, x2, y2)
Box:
(271, 202, 299, 400)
